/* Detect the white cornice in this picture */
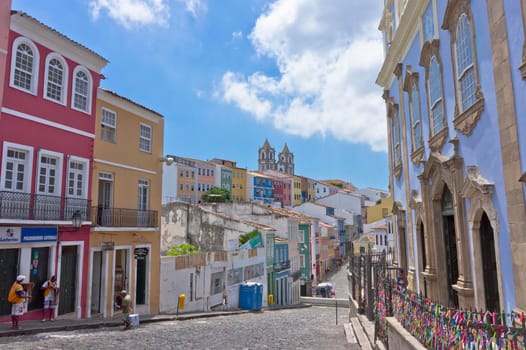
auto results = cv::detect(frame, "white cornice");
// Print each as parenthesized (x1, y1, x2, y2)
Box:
(94, 158, 157, 175)
(376, 0, 428, 88)
(97, 89, 163, 124)
(1, 107, 95, 138)
(11, 13, 108, 72)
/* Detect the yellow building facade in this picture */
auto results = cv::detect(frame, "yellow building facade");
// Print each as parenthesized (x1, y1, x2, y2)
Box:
(231, 166, 247, 202)
(89, 88, 163, 319)
(365, 197, 393, 224)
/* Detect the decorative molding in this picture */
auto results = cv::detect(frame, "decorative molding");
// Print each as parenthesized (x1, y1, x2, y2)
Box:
(394, 163, 402, 179)
(441, 0, 471, 31)
(419, 39, 440, 67)
(409, 189, 422, 210)
(428, 126, 448, 153)
(403, 66, 419, 92)
(453, 95, 485, 135)
(461, 165, 494, 198)
(394, 63, 403, 78)
(411, 146, 426, 166)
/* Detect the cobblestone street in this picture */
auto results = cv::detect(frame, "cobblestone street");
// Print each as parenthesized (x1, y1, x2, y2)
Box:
(0, 306, 350, 350)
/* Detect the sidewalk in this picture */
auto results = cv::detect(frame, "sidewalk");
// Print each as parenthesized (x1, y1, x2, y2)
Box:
(0, 310, 249, 338)
(0, 303, 313, 338)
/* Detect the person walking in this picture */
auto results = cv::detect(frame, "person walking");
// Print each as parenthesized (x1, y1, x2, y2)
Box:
(117, 290, 133, 330)
(8, 275, 30, 330)
(41, 275, 58, 322)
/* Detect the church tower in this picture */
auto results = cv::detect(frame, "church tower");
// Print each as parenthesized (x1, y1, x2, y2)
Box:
(277, 143, 294, 175)
(258, 138, 276, 172)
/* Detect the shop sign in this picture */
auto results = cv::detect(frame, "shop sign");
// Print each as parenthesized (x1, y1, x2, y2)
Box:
(0, 227, 21, 243)
(21, 227, 57, 243)
(134, 247, 149, 260)
(101, 242, 114, 251)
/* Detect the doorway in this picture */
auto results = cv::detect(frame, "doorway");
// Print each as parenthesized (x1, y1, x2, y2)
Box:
(441, 186, 459, 307)
(59, 245, 78, 315)
(135, 254, 147, 309)
(91, 251, 103, 315)
(97, 173, 113, 226)
(0, 249, 19, 316)
(28, 247, 50, 311)
(480, 212, 500, 312)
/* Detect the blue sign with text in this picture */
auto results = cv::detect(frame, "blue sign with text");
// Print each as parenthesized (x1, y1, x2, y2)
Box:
(21, 227, 58, 243)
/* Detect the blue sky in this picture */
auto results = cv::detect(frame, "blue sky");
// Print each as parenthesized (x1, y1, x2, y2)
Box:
(12, 0, 388, 190)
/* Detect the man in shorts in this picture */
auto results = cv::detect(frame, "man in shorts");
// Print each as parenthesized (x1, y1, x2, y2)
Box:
(8, 275, 29, 330)
(41, 275, 58, 322)
(118, 290, 133, 330)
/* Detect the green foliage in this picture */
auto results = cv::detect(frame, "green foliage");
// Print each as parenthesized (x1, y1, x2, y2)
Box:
(330, 182, 343, 189)
(166, 243, 201, 256)
(201, 186, 232, 203)
(239, 229, 261, 245)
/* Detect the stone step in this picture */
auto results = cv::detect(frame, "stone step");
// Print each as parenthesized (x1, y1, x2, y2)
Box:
(350, 317, 373, 350)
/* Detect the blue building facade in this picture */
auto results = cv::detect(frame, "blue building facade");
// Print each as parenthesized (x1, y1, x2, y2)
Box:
(377, 0, 526, 315)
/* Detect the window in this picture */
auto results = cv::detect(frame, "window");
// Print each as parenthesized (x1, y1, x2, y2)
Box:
(67, 158, 88, 198)
(298, 230, 305, 243)
(410, 85, 423, 150)
(101, 108, 117, 143)
(139, 124, 152, 152)
(37, 153, 62, 195)
(10, 38, 39, 94)
(455, 14, 476, 111)
(44, 54, 67, 104)
(300, 255, 305, 269)
(442, 2, 484, 135)
(422, 2, 435, 42)
(429, 56, 444, 135)
(72, 67, 92, 113)
(2, 144, 33, 192)
(138, 179, 149, 211)
(392, 108, 401, 167)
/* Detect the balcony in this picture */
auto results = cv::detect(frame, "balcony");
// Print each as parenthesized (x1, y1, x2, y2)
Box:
(0, 191, 91, 221)
(273, 260, 290, 272)
(92, 206, 158, 227)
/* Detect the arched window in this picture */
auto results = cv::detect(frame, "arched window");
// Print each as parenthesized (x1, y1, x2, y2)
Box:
(10, 37, 39, 94)
(429, 56, 444, 136)
(44, 54, 68, 104)
(72, 67, 92, 113)
(455, 14, 476, 111)
(411, 84, 423, 149)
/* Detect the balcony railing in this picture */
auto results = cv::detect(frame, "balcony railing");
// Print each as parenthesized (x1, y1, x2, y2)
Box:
(0, 191, 91, 221)
(92, 206, 158, 227)
(273, 260, 290, 271)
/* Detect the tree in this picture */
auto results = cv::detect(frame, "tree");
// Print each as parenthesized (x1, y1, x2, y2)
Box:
(166, 243, 201, 256)
(201, 186, 232, 203)
(239, 229, 261, 245)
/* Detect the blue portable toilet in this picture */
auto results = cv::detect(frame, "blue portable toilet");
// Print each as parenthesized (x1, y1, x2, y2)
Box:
(239, 282, 262, 310)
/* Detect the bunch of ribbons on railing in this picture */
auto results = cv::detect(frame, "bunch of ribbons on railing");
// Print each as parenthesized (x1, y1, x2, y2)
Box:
(387, 282, 526, 349)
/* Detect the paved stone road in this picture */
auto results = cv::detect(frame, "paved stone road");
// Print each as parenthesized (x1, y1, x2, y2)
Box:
(0, 306, 350, 350)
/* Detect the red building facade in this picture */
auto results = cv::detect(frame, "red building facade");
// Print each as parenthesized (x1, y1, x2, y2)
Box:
(0, 7, 107, 321)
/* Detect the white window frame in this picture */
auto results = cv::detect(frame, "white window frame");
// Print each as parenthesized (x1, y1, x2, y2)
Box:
(66, 156, 89, 199)
(138, 179, 150, 211)
(454, 14, 476, 112)
(9, 36, 39, 95)
(0, 142, 34, 192)
(139, 123, 152, 153)
(36, 149, 63, 196)
(101, 107, 117, 143)
(43, 53, 68, 105)
(428, 56, 444, 136)
(71, 66, 92, 114)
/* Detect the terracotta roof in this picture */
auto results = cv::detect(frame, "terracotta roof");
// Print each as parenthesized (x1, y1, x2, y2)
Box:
(99, 88, 164, 118)
(12, 11, 108, 64)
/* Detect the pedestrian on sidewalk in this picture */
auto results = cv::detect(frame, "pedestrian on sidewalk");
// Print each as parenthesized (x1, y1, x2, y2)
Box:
(8, 275, 30, 330)
(397, 268, 407, 292)
(41, 275, 58, 322)
(117, 290, 133, 330)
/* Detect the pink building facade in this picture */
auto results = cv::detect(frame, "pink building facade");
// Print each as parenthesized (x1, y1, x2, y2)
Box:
(0, 8, 107, 321)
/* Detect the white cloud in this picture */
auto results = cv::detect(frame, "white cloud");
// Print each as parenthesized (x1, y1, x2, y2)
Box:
(232, 31, 243, 39)
(89, 0, 206, 28)
(89, 0, 170, 28)
(176, 0, 207, 18)
(218, 0, 387, 152)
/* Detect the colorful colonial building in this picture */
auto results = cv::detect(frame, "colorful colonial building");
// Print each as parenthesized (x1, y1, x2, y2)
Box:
(0, 7, 107, 320)
(89, 88, 163, 318)
(377, 0, 526, 315)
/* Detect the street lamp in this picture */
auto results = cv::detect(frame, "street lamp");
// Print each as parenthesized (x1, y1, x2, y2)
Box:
(71, 210, 82, 230)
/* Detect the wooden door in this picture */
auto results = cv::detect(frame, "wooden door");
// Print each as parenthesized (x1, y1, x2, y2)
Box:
(59, 246, 77, 315)
(0, 249, 19, 316)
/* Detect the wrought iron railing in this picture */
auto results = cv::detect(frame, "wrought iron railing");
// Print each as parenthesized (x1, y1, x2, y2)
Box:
(0, 191, 91, 221)
(92, 206, 158, 227)
(273, 260, 290, 271)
